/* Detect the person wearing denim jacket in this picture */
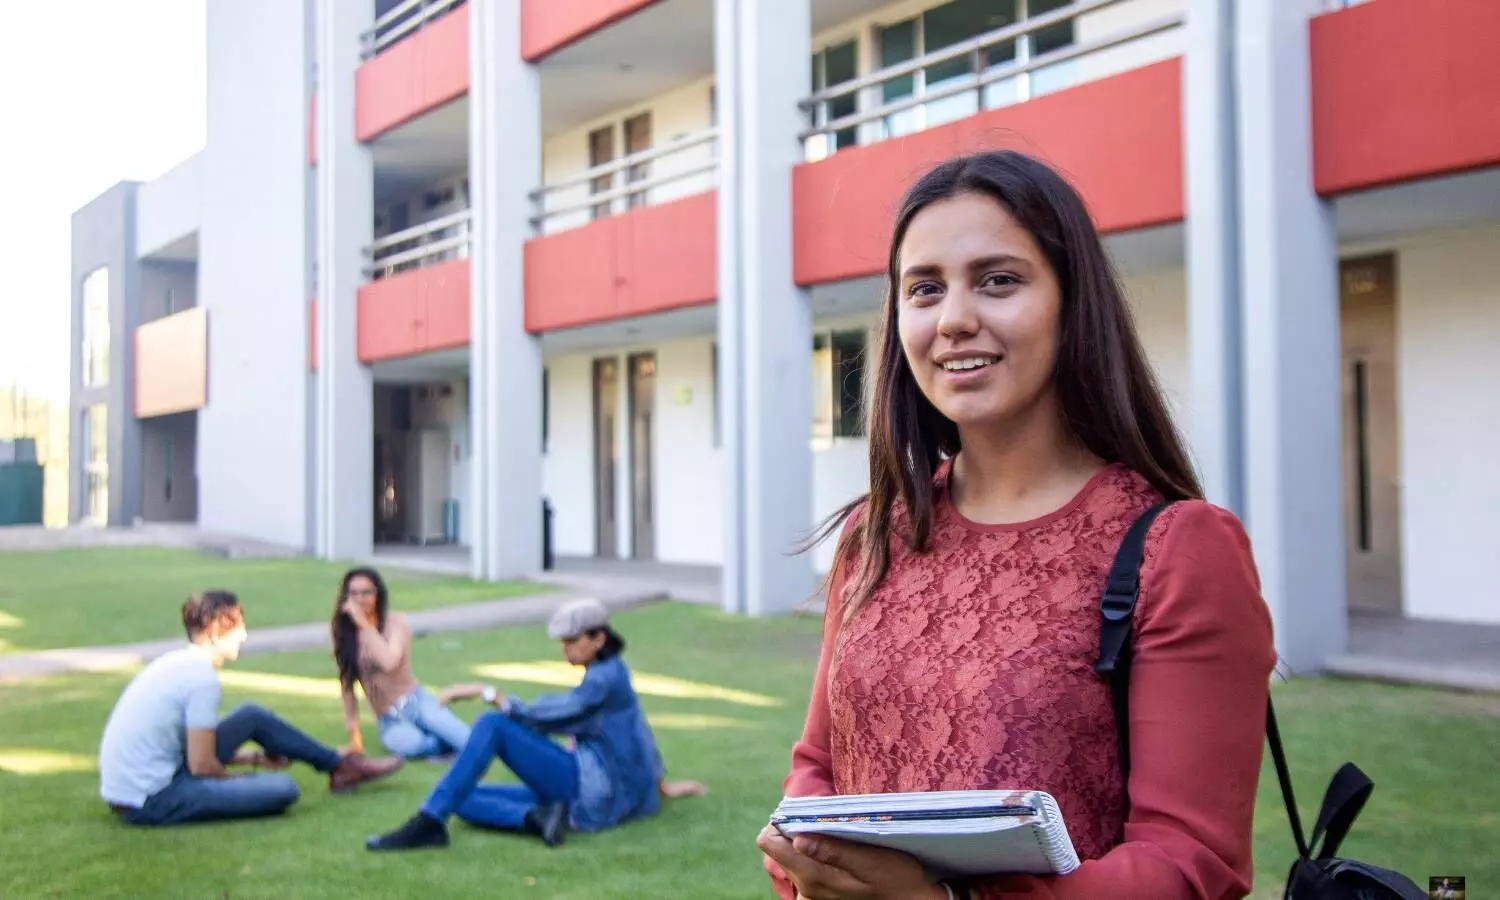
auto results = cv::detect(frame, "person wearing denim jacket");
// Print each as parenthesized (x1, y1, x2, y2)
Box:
(366, 598, 705, 851)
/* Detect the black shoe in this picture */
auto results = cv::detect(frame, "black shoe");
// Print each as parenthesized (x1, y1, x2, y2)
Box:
(366, 813, 449, 851)
(522, 801, 569, 848)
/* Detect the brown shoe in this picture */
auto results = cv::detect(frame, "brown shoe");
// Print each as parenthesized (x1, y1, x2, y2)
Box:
(330, 752, 404, 794)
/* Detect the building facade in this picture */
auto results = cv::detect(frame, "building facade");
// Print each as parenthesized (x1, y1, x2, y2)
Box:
(69, 0, 1500, 672)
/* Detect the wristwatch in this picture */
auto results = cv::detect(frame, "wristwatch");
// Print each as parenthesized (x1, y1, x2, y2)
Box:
(480, 685, 497, 705)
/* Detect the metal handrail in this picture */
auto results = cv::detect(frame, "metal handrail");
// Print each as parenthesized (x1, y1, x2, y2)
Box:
(803, 0, 1122, 110)
(360, 0, 466, 59)
(365, 210, 471, 277)
(803, 12, 1184, 140)
(530, 129, 720, 198)
(531, 129, 720, 230)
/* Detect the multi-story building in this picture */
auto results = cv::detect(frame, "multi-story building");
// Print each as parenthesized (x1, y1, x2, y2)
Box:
(68, 0, 1499, 673)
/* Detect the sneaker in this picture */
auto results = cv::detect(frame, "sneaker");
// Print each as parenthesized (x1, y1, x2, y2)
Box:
(522, 801, 569, 848)
(330, 752, 404, 794)
(367, 813, 449, 852)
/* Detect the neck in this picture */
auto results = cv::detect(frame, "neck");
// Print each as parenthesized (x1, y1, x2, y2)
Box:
(950, 396, 1102, 522)
(188, 638, 224, 668)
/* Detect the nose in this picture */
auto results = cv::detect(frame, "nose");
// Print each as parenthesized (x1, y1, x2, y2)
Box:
(936, 284, 980, 339)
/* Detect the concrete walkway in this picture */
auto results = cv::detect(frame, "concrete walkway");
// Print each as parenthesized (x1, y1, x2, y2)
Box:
(0, 586, 663, 685)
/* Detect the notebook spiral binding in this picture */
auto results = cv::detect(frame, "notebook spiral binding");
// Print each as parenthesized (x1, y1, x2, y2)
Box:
(1035, 793, 1081, 875)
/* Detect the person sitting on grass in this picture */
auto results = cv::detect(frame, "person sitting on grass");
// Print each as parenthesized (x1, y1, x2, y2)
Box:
(98, 590, 404, 827)
(365, 598, 707, 851)
(332, 567, 474, 761)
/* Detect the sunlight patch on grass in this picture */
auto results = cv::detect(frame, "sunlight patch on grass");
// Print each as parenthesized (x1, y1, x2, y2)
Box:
(218, 670, 342, 700)
(646, 713, 754, 731)
(0, 611, 22, 629)
(472, 661, 783, 708)
(0, 747, 96, 775)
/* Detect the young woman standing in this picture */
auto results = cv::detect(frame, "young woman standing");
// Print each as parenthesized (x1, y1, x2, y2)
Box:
(758, 152, 1276, 899)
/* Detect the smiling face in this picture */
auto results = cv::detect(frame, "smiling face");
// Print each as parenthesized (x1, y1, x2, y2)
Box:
(895, 191, 1064, 432)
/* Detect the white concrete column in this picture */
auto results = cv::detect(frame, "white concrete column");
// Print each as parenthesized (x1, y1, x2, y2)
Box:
(715, 0, 816, 616)
(469, 0, 544, 581)
(1235, 0, 1347, 672)
(1183, 0, 1243, 516)
(314, 0, 375, 560)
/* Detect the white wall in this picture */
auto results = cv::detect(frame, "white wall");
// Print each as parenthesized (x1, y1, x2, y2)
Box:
(1122, 268, 1190, 433)
(136, 153, 203, 260)
(543, 355, 599, 557)
(1393, 225, 1500, 625)
(197, 0, 312, 549)
(539, 76, 717, 234)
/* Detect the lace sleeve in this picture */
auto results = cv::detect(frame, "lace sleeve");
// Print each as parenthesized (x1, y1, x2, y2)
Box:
(959, 501, 1276, 900)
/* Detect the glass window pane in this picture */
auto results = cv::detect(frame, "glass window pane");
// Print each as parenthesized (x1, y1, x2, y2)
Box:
(924, 0, 1014, 85)
(879, 20, 919, 138)
(811, 335, 833, 444)
(1030, 0, 1076, 57)
(824, 41, 859, 150)
(831, 330, 866, 438)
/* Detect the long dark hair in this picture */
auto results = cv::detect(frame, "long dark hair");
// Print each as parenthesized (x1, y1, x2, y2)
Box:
(332, 567, 389, 690)
(810, 151, 1201, 624)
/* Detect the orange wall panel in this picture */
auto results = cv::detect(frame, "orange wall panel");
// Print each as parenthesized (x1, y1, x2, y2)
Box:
(135, 308, 208, 419)
(358, 271, 423, 362)
(524, 193, 717, 332)
(355, 5, 470, 142)
(521, 0, 662, 61)
(1312, 0, 1500, 195)
(421, 259, 471, 351)
(792, 59, 1184, 286)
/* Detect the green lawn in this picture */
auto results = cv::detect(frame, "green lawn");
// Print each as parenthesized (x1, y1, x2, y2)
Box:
(0, 548, 538, 655)
(0, 602, 1494, 899)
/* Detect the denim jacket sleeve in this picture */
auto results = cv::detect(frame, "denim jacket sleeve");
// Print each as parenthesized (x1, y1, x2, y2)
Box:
(508, 662, 615, 735)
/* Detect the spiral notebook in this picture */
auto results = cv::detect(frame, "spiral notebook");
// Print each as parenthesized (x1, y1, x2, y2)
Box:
(769, 789, 1079, 878)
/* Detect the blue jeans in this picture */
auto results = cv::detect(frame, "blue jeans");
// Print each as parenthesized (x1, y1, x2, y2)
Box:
(421, 711, 579, 832)
(378, 686, 473, 759)
(120, 703, 342, 827)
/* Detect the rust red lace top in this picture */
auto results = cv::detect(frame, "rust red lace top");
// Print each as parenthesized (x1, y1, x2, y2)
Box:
(767, 463, 1276, 899)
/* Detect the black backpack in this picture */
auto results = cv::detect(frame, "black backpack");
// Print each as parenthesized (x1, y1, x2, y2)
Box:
(1095, 504, 1426, 900)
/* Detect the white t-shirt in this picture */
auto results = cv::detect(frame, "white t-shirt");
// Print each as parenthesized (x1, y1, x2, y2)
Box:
(98, 645, 221, 807)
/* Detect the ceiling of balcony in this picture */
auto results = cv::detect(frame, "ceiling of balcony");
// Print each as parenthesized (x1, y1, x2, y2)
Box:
(371, 98, 471, 204)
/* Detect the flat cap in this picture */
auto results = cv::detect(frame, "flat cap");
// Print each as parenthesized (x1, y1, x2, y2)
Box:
(546, 598, 611, 641)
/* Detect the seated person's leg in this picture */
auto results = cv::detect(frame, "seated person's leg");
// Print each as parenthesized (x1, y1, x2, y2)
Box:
(218, 702, 403, 792)
(367, 710, 577, 851)
(410, 691, 473, 755)
(126, 771, 301, 827)
(454, 785, 540, 831)
(379, 718, 448, 761)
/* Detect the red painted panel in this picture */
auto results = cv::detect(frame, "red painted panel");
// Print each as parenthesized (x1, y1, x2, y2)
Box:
(355, 5, 470, 142)
(792, 59, 1184, 286)
(524, 192, 717, 332)
(521, 0, 662, 61)
(619, 192, 717, 317)
(358, 271, 423, 362)
(422, 259, 471, 351)
(1312, 0, 1500, 195)
(421, 4, 470, 111)
(525, 218, 621, 332)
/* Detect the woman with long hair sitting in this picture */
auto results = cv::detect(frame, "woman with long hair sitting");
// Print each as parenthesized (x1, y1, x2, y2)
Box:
(331, 567, 473, 760)
(757, 151, 1276, 899)
(366, 598, 705, 852)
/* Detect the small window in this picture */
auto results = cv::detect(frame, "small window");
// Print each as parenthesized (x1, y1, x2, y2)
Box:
(81, 268, 110, 388)
(810, 329, 868, 442)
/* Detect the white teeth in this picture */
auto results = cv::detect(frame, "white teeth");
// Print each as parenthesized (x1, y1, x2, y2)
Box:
(942, 357, 998, 372)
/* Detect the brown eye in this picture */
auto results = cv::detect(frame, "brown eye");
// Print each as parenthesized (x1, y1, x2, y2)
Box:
(981, 273, 1020, 289)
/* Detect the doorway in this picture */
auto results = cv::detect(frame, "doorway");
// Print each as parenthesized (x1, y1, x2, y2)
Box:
(628, 353, 657, 560)
(592, 358, 620, 558)
(1340, 253, 1403, 614)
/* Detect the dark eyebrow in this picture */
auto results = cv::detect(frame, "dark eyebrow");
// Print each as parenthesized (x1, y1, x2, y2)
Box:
(900, 254, 1029, 281)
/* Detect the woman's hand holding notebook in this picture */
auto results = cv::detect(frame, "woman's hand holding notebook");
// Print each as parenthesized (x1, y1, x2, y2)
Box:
(769, 789, 1079, 879)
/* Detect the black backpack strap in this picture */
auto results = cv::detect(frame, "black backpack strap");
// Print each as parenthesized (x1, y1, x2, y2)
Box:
(1095, 503, 1169, 795)
(1099, 504, 1328, 869)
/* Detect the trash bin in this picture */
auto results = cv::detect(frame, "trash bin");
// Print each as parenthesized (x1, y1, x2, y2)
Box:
(542, 498, 555, 571)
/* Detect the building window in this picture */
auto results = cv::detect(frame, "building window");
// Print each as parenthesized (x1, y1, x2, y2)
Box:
(810, 39, 860, 155)
(875, 0, 1075, 138)
(812, 329, 867, 444)
(81, 404, 108, 524)
(81, 267, 110, 387)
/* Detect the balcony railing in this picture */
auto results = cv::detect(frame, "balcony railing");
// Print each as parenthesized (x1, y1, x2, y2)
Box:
(800, 0, 1185, 157)
(360, 0, 467, 59)
(365, 210, 471, 279)
(530, 128, 720, 234)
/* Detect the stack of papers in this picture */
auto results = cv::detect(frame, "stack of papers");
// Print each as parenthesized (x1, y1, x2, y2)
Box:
(769, 789, 1079, 878)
